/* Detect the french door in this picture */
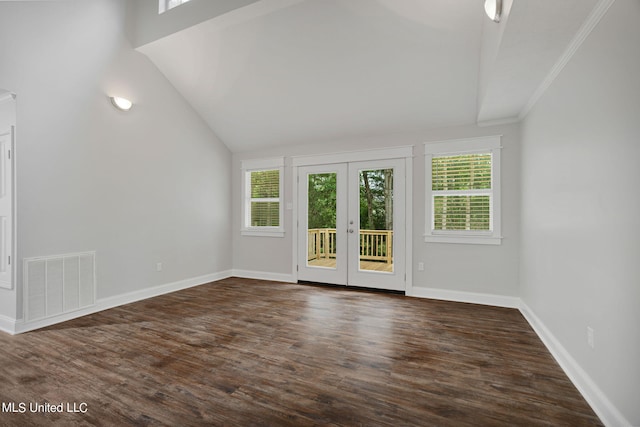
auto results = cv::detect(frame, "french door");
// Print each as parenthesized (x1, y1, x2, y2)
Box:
(297, 158, 405, 291)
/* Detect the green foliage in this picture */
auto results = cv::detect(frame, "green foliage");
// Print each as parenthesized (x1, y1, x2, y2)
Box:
(359, 169, 392, 230)
(306, 169, 394, 231)
(308, 173, 337, 229)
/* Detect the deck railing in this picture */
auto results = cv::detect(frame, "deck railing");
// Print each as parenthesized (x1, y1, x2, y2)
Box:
(307, 228, 337, 262)
(307, 228, 393, 264)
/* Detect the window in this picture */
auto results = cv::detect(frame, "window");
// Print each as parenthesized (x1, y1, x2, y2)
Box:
(159, 0, 191, 14)
(424, 136, 501, 245)
(248, 170, 280, 227)
(241, 158, 284, 237)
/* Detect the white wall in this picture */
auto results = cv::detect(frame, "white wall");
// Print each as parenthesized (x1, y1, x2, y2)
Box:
(232, 122, 520, 298)
(519, 0, 640, 425)
(0, 0, 231, 323)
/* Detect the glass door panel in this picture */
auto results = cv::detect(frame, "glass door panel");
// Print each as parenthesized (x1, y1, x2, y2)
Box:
(307, 173, 337, 269)
(358, 168, 394, 273)
(348, 158, 405, 291)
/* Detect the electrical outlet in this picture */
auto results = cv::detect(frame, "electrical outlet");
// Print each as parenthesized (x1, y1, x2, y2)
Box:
(418, 262, 424, 271)
(587, 326, 594, 349)
(156, 262, 163, 272)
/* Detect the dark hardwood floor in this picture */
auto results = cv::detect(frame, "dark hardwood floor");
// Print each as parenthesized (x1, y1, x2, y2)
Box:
(0, 278, 602, 426)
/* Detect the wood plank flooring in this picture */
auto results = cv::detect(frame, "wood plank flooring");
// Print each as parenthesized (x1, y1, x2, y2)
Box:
(0, 278, 602, 426)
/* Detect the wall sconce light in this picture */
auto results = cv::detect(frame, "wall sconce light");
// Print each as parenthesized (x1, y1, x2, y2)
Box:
(110, 96, 133, 111)
(484, 0, 502, 23)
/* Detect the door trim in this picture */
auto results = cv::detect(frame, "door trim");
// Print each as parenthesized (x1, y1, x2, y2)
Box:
(297, 164, 348, 285)
(292, 146, 413, 290)
(292, 146, 413, 167)
(0, 125, 15, 290)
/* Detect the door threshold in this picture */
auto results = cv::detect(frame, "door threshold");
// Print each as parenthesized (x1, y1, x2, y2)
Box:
(297, 281, 405, 296)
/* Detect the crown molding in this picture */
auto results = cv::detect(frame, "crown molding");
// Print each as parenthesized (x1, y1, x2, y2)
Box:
(476, 116, 520, 128)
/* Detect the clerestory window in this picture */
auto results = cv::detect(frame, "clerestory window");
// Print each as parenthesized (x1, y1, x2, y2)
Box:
(159, 0, 191, 14)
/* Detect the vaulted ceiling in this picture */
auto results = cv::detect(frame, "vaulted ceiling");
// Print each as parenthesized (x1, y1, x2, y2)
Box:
(137, 0, 601, 152)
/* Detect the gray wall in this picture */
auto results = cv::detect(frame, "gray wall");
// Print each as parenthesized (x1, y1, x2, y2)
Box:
(232, 122, 521, 298)
(0, 0, 232, 321)
(519, 0, 640, 424)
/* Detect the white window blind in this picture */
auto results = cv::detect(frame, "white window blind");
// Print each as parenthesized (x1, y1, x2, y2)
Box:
(249, 170, 280, 227)
(432, 153, 492, 231)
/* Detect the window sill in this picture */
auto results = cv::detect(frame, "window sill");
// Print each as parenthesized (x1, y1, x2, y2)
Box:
(241, 229, 285, 238)
(424, 234, 502, 245)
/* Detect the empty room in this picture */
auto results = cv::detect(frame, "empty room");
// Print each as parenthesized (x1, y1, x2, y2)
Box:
(0, 0, 638, 425)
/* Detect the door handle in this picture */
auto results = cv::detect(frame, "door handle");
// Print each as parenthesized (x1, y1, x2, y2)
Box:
(348, 229, 355, 233)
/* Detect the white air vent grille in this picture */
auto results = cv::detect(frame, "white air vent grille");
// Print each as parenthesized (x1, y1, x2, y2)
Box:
(24, 252, 96, 322)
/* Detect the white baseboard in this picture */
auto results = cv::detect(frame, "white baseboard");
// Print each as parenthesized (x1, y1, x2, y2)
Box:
(231, 269, 296, 283)
(519, 301, 631, 427)
(0, 314, 16, 335)
(408, 286, 520, 308)
(96, 270, 232, 313)
(13, 270, 233, 335)
(13, 305, 109, 335)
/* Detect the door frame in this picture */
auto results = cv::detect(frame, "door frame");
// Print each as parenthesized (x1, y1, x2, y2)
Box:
(297, 163, 348, 285)
(0, 92, 16, 291)
(292, 146, 413, 293)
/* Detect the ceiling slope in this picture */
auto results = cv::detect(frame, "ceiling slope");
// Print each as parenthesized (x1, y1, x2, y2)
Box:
(137, 0, 606, 152)
(139, 0, 482, 152)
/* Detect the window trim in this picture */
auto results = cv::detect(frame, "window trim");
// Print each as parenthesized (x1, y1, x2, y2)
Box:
(424, 136, 502, 245)
(241, 158, 285, 238)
